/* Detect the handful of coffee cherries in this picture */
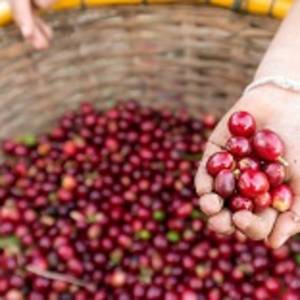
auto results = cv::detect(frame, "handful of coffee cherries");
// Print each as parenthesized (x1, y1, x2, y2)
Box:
(206, 111, 293, 213)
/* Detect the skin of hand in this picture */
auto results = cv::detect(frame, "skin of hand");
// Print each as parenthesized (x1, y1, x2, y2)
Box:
(195, 85, 300, 248)
(196, 0, 300, 248)
(9, 0, 56, 50)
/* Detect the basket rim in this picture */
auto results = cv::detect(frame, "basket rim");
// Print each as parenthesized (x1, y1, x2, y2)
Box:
(0, 0, 291, 27)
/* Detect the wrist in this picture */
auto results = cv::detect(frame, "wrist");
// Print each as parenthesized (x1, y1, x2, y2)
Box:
(255, 0, 300, 81)
(240, 84, 298, 103)
(256, 56, 300, 82)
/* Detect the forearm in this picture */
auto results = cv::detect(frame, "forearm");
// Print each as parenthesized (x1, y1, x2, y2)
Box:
(255, 0, 300, 80)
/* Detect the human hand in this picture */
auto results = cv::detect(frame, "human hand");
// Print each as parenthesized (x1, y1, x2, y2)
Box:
(9, 0, 56, 50)
(195, 86, 300, 248)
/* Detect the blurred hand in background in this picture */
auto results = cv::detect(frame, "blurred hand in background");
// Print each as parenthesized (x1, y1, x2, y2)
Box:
(9, 0, 56, 49)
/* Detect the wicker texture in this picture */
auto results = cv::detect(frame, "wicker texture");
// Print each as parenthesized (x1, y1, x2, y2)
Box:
(0, 5, 278, 139)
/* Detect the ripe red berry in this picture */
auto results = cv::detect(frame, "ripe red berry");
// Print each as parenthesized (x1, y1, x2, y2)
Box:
(228, 111, 256, 137)
(272, 184, 293, 212)
(57, 188, 73, 203)
(237, 157, 260, 172)
(226, 136, 251, 157)
(238, 170, 270, 198)
(2, 139, 16, 154)
(254, 286, 270, 300)
(206, 152, 235, 177)
(229, 196, 253, 212)
(63, 141, 77, 156)
(253, 129, 284, 162)
(62, 175, 77, 190)
(265, 277, 280, 294)
(281, 291, 299, 300)
(0, 102, 297, 299)
(176, 203, 193, 218)
(181, 290, 197, 300)
(67, 258, 84, 276)
(264, 163, 286, 188)
(254, 192, 272, 209)
(214, 170, 235, 198)
(202, 114, 217, 129)
(105, 137, 120, 152)
(57, 244, 74, 261)
(109, 270, 126, 288)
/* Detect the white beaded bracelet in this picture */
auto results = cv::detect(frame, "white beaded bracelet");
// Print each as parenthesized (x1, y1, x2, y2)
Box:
(244, 75, 300, 95)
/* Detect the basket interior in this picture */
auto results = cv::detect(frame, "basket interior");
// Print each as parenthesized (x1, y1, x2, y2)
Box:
(0, 5, 278, 139)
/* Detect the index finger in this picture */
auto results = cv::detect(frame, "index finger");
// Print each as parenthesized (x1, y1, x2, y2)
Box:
(10, 0, 35, 38)
(195, 111, 233, 196)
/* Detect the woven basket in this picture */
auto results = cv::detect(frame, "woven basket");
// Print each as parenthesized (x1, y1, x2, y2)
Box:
(0, 4, 279, 140)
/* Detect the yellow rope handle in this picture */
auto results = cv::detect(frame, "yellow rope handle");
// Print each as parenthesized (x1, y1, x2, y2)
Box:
(0, 0, 293, 27)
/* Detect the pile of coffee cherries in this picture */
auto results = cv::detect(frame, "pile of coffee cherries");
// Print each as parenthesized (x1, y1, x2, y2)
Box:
(206, 111, 293, 212)
(0, 102, 299, 300)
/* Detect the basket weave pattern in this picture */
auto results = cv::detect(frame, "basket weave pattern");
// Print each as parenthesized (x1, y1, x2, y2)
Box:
(0, 6, 278, 139)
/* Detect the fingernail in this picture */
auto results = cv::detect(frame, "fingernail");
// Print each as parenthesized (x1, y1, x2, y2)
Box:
(210, 194, 223, 212)
(233, 212, 252, 231)
(199, 193, 223, 216)
(271, 235, 286, 249)
(21, 25, 32, 38)
(208, 211, 234, 235)
(291, 211, 300, 222)
(208, 219, 219, 232)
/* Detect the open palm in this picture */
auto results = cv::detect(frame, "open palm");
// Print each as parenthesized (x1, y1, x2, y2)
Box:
(195, 87, 300, 248)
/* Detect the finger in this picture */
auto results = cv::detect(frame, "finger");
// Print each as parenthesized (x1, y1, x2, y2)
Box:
(267, 212, 300, 248)
(195, 103, 235, 194)
(195, 110, 233, 197)
(208, 118, 230, 146)
(268, 196, 300, 249)
(233, 208, 277, 241)
(34, 15, 53, 40)
(235, 230, 247, 242)
(31, 19, 50, 50)
(208, 209, 234, 235)
(291, 194, 300, 214)
(34, 0, 56, 9)
(195, 142, 221, 196)
(199, 193, 223, 216)
(10, 0, 35, 39)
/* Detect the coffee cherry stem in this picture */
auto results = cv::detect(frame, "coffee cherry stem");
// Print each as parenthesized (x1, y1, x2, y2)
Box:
(233, 169, 241, 178)
(278, 156, 289, 167)
(26, 265, 96, 292)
